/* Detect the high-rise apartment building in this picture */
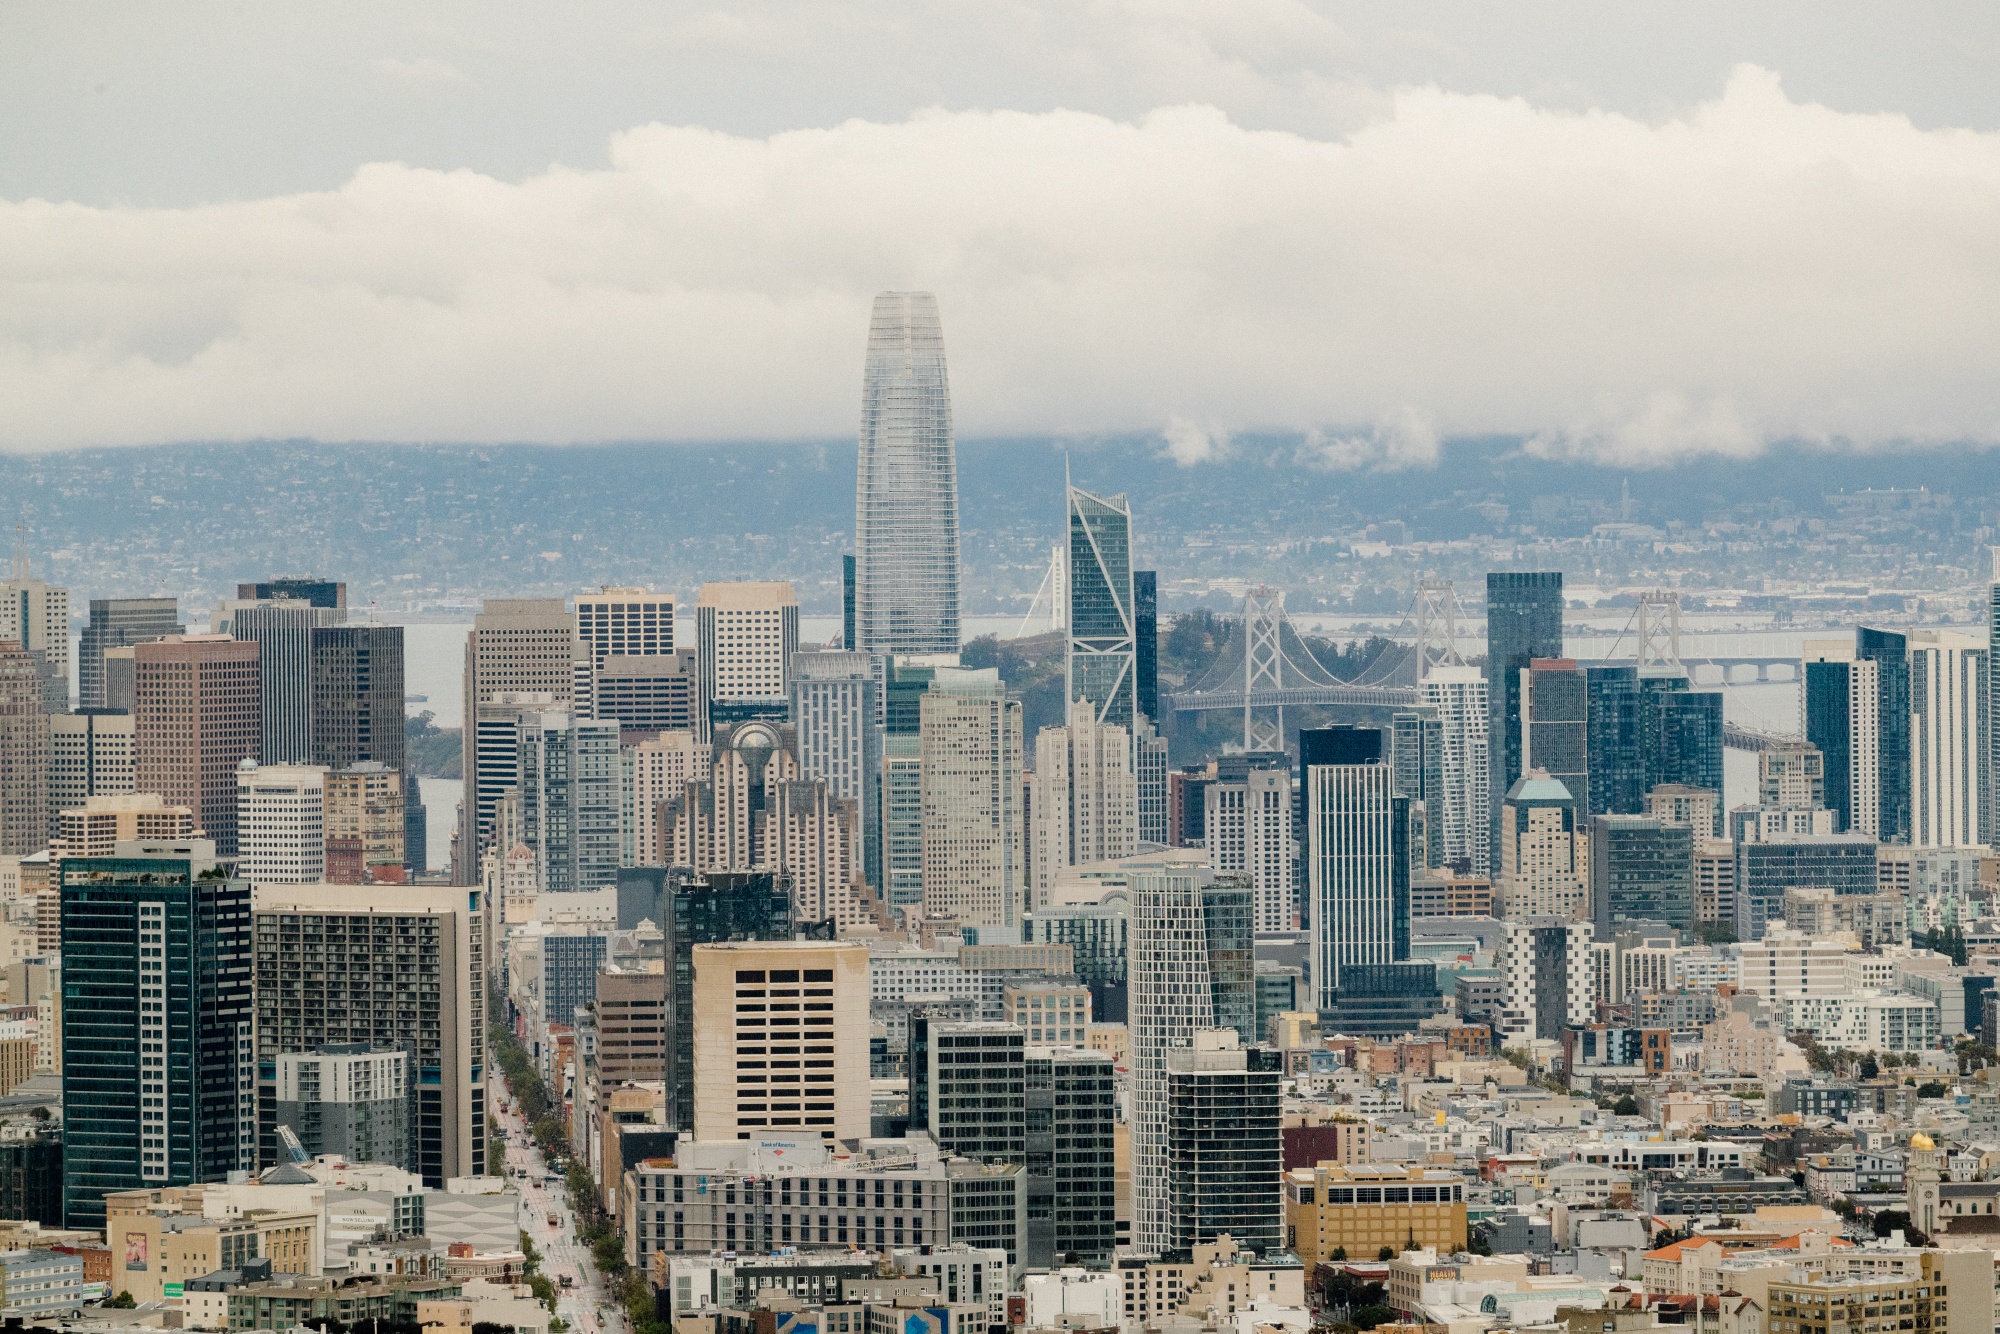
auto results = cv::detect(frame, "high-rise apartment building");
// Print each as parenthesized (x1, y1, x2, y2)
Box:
(1031, 716, 1136, 904)
(1495, 771, 1584, 920)
(690, 939, 869, 1142)
(1135, 570, 1159, 726)
(0, 566, 70, 713)
(1522, 658, 1588, 813)
(1857, 626, 1912, 842)
(1127, 858, 1257, 1255)
(883, 736, 924, 911)
(1305, 750, 1410, 1007)
(921, 669, 1025, 927)
(235, 762, 327, 885)
(0, 644, 49, 855)
(308, 625, 404, 773)
(1163, 1031, 1283, 1258)
(1908, 629, 1989, 848)
(662, 873, 796, 1131)
(79, 598, 182, 711)
(1646, 783, 1719, 836)
(459, 599, 574, 877)
(853, 291, 960, 656)
(1589, 815, 1694, 936)
(624, 731, 709, 867)
(1760, 742, 1826, 809)
(1134, 713, 1169, 848)
(696, 582, 800, 739)
(226, 600, 341, 765)
(323, 763, 404, 883)
(1066, 484, 1136, 732)
(1205, 766, 1294, 934)
(59, 842, 255, 1230)
(252, 884, 485, 1186)
(518, 709, 621, 895)
(789, 651, 884, 891)
(49, 711, 136, 835)
(1485, 573, 1564, 862)
(1419, 665, 1490, 875)
(1391, 708, 1443, 869)
(1495, 916, 1594, 1044)
(1642, 680, 1725, 835)
(1586, 665, 1723, 832)
(272, 1045, 410, 1171)
(1803, 641, 1881, 837)
(134, 636, 261, 856)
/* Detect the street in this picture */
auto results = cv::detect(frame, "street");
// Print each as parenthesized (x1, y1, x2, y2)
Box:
(492, 1074, 625, 1334)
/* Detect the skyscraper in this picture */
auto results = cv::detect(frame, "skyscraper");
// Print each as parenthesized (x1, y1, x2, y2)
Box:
(252, 884, 485, 1185)
(1642, 680, 1725, 835)
(1485, 573, 1564, 861)
(1205, 767, 1294, 934)
(226, 600, 341, 765)
(1857, 626, 1912, 843)
(1391, 708, 1444, 870)
(1584, 665, 1645, 816)
(1908, 630, 1989, 848)
(60, 841, 255, 1230)
(921, 668, 1025, 927)
(662, 872, 796, 1132)
(235, 762, 327, 886)
(1030, 716, 1136, 904)
(0, 643, 49, 855)
(1163, 1031, 1282, 1257)
(1495, 772, 1584, 920)
(789, 650, 884, 891)
(1805, 641, 1881, 837)
(48, 711, 136, 834)
(78, 598, 182, 711)
(1590, 814, 1694, 936)
(1135, 570, 1159, 726)
(309, 625, 405, 772)
(854, 291, 960, 655)
(517, 709, 622, 895)
(695, 582, 799, 739)
(689, 939, 869, 1142)
(0, 561, 69, 713)
(134, 636, 261, 856)
(1305, 746, 1409, 1006)
(1522, 658, 1588, 813)
(458, 599, 575, 878)
(1419, 664, 1490, 875)
(238, 578, 345, 610)
(574, 587, 675, 720)
(1066, 483, 1136, 731)
(1134, 713, 1170, 848)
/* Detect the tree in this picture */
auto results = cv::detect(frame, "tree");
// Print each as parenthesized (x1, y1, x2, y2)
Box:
(103, 1293, 136, 1310)
(1613, 1094, 1640, 1116)
(1331, 1246, 1348, 1261)
(1377, 1247, 1394, 1261)
(1871, 1210, 1927, 1245)
(1859, 1053, 1879, 1080)
(1919, 1082, 1948, 1098)
(1696, 922, 1737, 946)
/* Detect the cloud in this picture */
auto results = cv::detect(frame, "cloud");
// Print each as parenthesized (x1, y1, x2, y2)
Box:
(4, 64, 2000, 459)
(374, 56, 472, 90)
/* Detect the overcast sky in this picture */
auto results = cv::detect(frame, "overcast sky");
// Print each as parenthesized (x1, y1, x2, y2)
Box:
(5, 1, 2000, 462)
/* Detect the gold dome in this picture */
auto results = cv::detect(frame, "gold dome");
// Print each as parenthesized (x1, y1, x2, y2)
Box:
(1911, 1132, 1936, 1151)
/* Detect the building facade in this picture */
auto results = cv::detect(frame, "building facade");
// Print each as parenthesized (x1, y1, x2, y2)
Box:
(79, 598, 181, 711)
(1031, 716, 1136, 904)
(1066, 484, 1136, 732)
(1306, 759, 1408, 1007)
(689, 940, 869, 1142)
(1485, 573, 1564, 865)
(920, 670, 1025, 927)
(134, 636, 261, 856)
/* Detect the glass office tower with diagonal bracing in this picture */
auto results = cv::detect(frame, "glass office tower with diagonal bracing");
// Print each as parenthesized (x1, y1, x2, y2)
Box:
(1486, 573, 1564, 864)
(854, 292, 960, 655)
(1067, 484, 1136, 731)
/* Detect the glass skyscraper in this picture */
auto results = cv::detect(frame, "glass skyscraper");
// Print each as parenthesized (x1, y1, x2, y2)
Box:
(1066, 484, 1136, 731)
(1858, 626, 1912, 842)
(854, 291, 960, 655)
(1486, 572, 1564, 860)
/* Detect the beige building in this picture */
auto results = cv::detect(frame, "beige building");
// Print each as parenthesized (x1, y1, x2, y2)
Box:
(134, 635, 261, 857)
(596, 966, 668, 1085)
(1030, 717, 1136, 907)
(920, 669, 1025, 927)
(694, 582, 799, 728)
(1767, 1253, 1990, 1334)
(1695, 838, 1736, 925)
(1494, 771, 1584, 920)
(104, 1189, 318, 1305)
(690, 940, 869, 1142)
(459, 599, 575, 881)
(323, 763, 403, 882)
(50, 793, 195, 860)
(1283, 1163, 1467, 1268)
(48, 710, 136, 837)
(235, 763, 327, 885)
(626, 731, 709, 866)
(1002, 981, 1092, 1047)
(0, 643, 50, 857)
(0, 574, 68, 712)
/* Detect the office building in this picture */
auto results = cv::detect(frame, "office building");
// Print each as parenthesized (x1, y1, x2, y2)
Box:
(1134, 570, 1159, 727)
(1135, 713, 1169, 848)
(1066, 483, 1136, 732)
(134, 636, 261, 856)
(1168, 770, 1211, 848)
(235, 762, 327, 885)
(1284, 1163, 1468, 1270)
(1026, 898, 1129, 1024)
(1419, 665, 1489, 875)
(853, 291, 961, 656)
(323, 763, 404, 883)
(1494, 771, 1584, 920)
(1127, 859, 1258, 1255)
(663, 873, 797, 1132)
(1163, 1031, 1282, 1257)
(1590, 815, 1694, 936)
(842, 554, 857, 649)
(595, 650, 698, 734)
(228, 600, 341, 765)
(59, 841, 255, 1230)
(1522, 658, 1588, 815)
(458, 599, 575, 878)
(1734, 834, 1881, 941)
(1496, 917, 1595, 1044)
(404, 781, 427, 878)
(1206, 766, 1294, 934)
(0, 644, 49, 856)
(696, 582, 799, 739)
(1694, 838, 1736, 928)
(1642, 680, 1725, 834)
(52, 792, 194, 859)
(1003, 980, 1092, 1045)
(1031, 716, 1136, 904)
(1857, 626, 1912, 842)
(574, 588, 676, 720)
(624, 731, 709, 867)
(1485, 573, 1564, 861)
(78, 598, 181, 711)
(789, 651, 884, 891)
(1320, 960, 1444, 1037)
(1908, 629, 1989, 847)
(48, 710, 136, 835)
(308, 625, 404, 773)
(0, 566, 69, 713)
(272, 1045, 410, 1171)
(1764, 1255, 1992, 1334)
(239, 578, 345, 610)
(1804, 641, 1882, 837)
(690, 939, 869, 1142)
(594, 966, 668, 1085)
(518, 709, 621, 895)
(253, 884, 485, 1186)
(1646, 782, 1719, 836)
(541, 928, 609, 1029)
(1584, 664, 1645, 816)
(1392, 708, 1444, 869)
(1760, 742, 1826, 809)
(1305, 751, 1409, 1007)
(921, 669, 1025, 927)
(1992, 582, 2000, 846)
(911, 1018, 1027, 1163)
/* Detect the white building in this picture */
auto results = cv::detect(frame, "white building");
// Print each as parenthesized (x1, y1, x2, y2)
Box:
(0, 568, 69, 713)
(1206, 768, 1295, 933)
(573, 586, 675, 719)
(1023, 1268, 1121, 1330)
(1497, 918, 1594, 1044)
(1420, 665, 1491, 876)
(1305, 761, 1401, 1006)
(236, 761, 327, 884)
(1731, 923, 1850, 999)
(869, 948, 979, 1004)
(1781, 991, 1938, 1052)
(695, 581, 799, 736)
(620, 731, 709, 867)
(1908, 629, 1988, 848)
(790, 651, 884, 890)
(47, 710, 135, 826)
(920, 669, 1025, 927)
(1031, 716, 1136, 906)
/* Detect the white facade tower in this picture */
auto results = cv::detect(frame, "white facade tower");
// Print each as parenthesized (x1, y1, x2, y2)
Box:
(1420, 664, 1490, 875)
(854, 291, 961, 655)
(1909, 630, 1989, 848)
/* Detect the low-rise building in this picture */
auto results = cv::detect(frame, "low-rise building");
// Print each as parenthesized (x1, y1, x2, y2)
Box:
(1282, 1164, 1468, 1268)
(0, 1248, 87, 1319)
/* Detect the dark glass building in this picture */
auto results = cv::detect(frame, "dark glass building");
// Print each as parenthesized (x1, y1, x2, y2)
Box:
(1319, 961, 1442, 1038)
(1857, 627, 1911, 842)
(1164, 1038, 1282, 1257)
(1392, 709, 1445, 869)
(1485, 572, 1564, 860)
(238, 578, 345, 610)
(1134, 570, 1159, 725)
(310, 626, 406, 771)
(665, 872, 801, 1131)
(1027, 1046, 1117, 1265)
(1202, 879, 1257, 1047)
(1805, 657, 1866, 834)
(1524, 659, 1589, 813)
(1585, 665, 1645, 816)
(1734, 835, 1881, 940)
(61, 847, 254, 1231)
(1590, 815, 1695, 936)
(1025, 899, 1128, 1023)
(1642, 681, 1724, 835)
(842, 554, 857, 650)
(77, 597, 182, 710)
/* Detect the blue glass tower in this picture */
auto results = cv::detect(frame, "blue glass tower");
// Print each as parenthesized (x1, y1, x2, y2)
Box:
(1857, 627, 1911, 842)
(1486, 573, 1564, 860)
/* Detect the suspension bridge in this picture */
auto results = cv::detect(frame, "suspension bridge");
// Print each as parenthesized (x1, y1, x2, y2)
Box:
(1160, 582, 1807, 753)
